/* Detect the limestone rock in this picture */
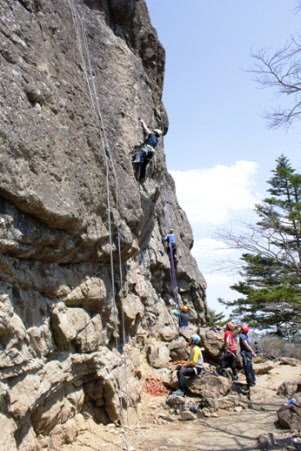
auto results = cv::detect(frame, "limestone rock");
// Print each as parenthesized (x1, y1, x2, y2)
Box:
(147, 344, 170, 369)
(0, 413, 18, 451)
(199, 328, 224, 358)
(277, 404, 301, 430)
(254, 361, 275, 375)
(168, 337, 190, 361)
(257, 432, 276, 450)
(0, 0, 207, 447)
(277, 380, 301, 397)
(181, 410, 196, 421)
(188, 375, 231, 398)
(280, 357, 301, 367)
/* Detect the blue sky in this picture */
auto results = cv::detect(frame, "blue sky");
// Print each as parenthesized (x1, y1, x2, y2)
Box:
(146, 0, 301, 313)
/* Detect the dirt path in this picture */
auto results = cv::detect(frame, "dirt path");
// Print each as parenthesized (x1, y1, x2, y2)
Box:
(63, 364, 301, 451)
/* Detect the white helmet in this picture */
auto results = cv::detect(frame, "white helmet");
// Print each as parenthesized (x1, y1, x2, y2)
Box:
(153, 129, 162, 137)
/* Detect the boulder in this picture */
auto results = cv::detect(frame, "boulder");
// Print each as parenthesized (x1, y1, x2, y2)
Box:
(181, 410, 196, 421)
(199, 328, 224, 358)
(257, 432, 276, 450)
(277, 404, 301, 430)
(277, 380, 301, 397)
(147, 344, 170, 369)
(280, 357, 301, 367)
(188, 375, 231, 398)
(168, 337, 190, 361)
(160, 326, 178, 342)
(253, 361, 275, 375)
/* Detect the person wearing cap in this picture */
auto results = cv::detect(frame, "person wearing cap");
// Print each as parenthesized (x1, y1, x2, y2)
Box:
(173, 334, 203, 396)
(239, 324, 256, 386)
(174, 306, 189, 330)
(219, 322, 238, 380)
(133, 118, 162, 182)
(162, 228, 177, 264)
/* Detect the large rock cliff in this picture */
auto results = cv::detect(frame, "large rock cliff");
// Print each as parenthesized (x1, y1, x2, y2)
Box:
(0, 0, 207, 448)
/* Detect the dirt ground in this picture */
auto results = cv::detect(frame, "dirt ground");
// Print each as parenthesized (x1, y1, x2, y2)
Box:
(63, 363, 301, 451)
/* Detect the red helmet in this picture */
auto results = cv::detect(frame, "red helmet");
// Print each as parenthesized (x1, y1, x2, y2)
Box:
(181, 306, 188, 312)
(240, 324, 249, 334)
(226, 322, 235, 331)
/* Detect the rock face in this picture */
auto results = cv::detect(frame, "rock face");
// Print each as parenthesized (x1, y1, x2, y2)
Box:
(0, 0, 206, 448)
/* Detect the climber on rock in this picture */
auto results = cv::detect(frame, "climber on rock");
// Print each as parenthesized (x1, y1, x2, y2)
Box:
(219, 322, 238, 380)
(173, 334, 204, 396)
(162, 228, 177, 266)
(174, 306, 189, 330)
(133, 118, 162, 182)
(239, 324, 256, 386)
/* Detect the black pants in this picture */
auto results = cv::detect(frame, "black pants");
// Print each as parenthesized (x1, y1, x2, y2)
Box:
(177, 367, 202, 392)
(241, 351, 255, 384)
(219, 351, 237, 377)
(167, 243, 177, 258)
(133, 147, 154, 181)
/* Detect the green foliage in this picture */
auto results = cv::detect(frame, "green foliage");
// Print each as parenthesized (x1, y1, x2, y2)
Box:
(207, 307, 228, 327)
(221, 155, 301, 337)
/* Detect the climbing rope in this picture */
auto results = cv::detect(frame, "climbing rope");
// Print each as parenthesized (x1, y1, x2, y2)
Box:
(64, 0, 130, 446)
(161, 176, 180, 309)
(162, 175, 171, 231)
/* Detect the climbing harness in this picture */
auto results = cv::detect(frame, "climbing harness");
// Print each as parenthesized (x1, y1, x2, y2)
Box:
(134, 145, 155, 183)
(161, 176, 180, 310)
(64, 1, 130, 447)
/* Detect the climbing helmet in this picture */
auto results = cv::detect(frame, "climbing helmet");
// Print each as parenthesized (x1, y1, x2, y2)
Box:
(240, 324, 249, 334)
(181, 306, 188, 312)
(190, 334, 201, 344)
(226, 322, 235, 331)
(154, 129, 162, 137)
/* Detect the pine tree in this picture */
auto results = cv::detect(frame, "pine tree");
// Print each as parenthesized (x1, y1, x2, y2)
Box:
(207, 307, 227, 327)
(219, 156, 301, 337)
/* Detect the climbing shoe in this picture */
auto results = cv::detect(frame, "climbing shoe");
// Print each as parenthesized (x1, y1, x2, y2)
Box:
(173, 389, 185, 396)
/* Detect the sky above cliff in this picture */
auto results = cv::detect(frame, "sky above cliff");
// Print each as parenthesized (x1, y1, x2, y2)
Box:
(146, 0, 301, 315)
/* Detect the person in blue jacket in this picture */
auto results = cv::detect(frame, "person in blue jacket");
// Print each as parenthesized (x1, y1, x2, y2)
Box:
(239, 324, 256, 386)
(162, 228, 177, 264)
(133, 119, 162, 181)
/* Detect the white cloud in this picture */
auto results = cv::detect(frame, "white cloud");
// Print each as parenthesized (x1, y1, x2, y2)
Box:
(192, 237, 242, 270)
(204, 273, 239, 313)
(170, 161, 261, 227)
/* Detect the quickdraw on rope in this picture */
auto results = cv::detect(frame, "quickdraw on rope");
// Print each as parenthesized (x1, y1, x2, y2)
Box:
(161, 176, 180, 310)
(65, 0, 130, 446)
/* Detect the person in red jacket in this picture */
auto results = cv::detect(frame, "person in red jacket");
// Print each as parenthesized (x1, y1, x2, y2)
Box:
(219, 322, 238, 380)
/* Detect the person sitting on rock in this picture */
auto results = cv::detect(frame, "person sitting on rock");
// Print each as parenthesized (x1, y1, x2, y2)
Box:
(239, 324, 256, 386)
(219, 322, 238, 381)
(162, 228, 177, 266)
(133, 118, 162, 182)
(174, 306, 189, 330)
(173, 334, 203, 396)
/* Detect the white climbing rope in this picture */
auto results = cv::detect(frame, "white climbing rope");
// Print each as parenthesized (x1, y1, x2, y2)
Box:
(64, 0, 130, 447)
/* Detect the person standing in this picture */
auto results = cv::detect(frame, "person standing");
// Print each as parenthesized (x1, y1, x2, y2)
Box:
(173, 334, 203, 396)
(133, 119, 162, 181)
(239, 324, 256, 386)
(219, 322, 238, 380)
